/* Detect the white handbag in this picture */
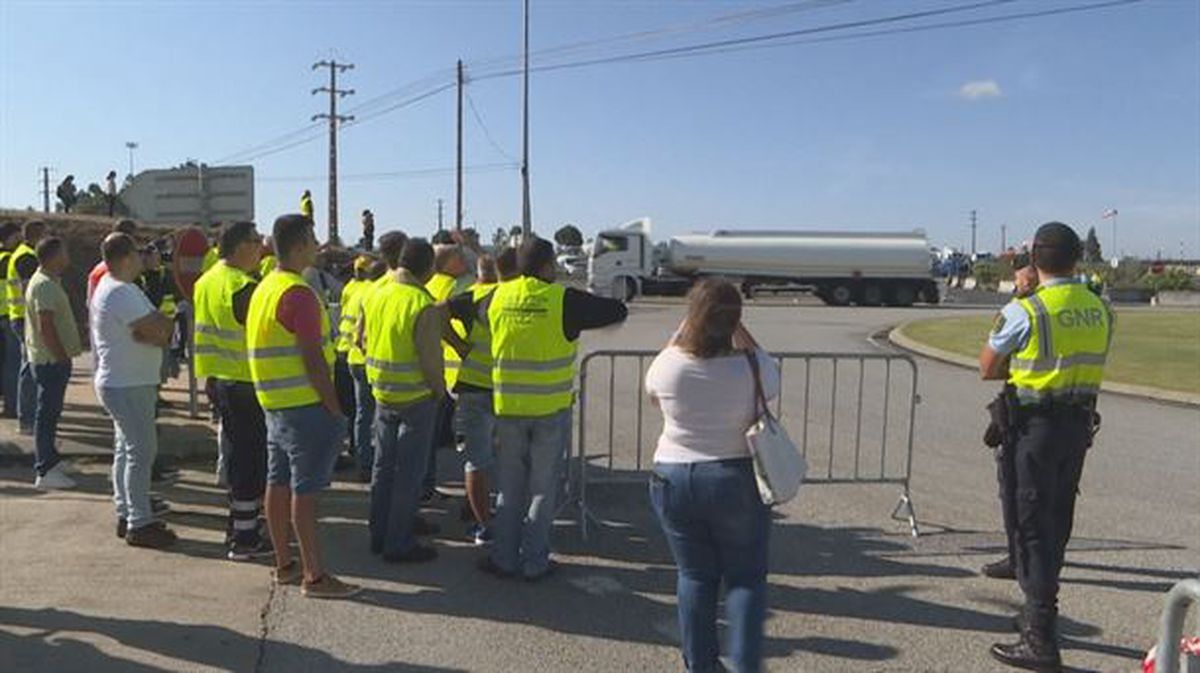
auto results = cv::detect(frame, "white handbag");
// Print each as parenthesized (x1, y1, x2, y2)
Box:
(744, 350, 806, 506)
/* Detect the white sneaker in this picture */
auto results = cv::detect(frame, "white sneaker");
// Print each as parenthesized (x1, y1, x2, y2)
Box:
(34, 465, 77, 490)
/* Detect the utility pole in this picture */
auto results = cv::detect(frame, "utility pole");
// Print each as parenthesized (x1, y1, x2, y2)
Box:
(520, 0, 532, 238)
(437, 199, 444, 232)
(969, 209, 978, 256)
(312, 60, 355, 246)
(1000, 223, 1007, 253)
(456, 59, 465, 232)
(40, 167, 50, 213)
(125, 141, 138, 181)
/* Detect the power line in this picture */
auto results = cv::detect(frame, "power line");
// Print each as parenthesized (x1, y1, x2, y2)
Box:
(466, 92, 518, 163)
(257, 162, 518, 183)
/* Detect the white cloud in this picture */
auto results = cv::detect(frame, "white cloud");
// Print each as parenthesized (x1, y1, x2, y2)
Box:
(958, 79, 1003, 101)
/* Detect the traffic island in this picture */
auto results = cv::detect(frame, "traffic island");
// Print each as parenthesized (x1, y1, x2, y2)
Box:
(889, 312, 1200, 407)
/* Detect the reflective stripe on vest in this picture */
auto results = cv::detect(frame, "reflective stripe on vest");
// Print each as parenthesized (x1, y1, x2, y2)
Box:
(1008, 281, 1112, 406)
(488, 277, 576, 417)
(364, 281, 434, 406)
(6, 243, 34, 320)
(246, 270, 334, 410)
(0, 251, 10, 317)
(456, 283, 496, 389)
(426, 272, 466, 388)
(193, 261, 255, 382)
(336, 279, 365, 354)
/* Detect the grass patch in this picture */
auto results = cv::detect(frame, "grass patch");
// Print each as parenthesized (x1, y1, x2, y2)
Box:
(900, 310, 1200, 395)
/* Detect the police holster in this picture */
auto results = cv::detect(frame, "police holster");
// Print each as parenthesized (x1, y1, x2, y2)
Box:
(983, 386, 1015, 449)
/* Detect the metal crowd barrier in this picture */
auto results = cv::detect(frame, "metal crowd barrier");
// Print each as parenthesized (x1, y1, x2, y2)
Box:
(1156, 579, 1200, 673)
(567, 350, 923, 540)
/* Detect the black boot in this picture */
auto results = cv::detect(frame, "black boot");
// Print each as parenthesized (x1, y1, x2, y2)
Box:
(991, 610, 1062, 672)
(981, 556, 1017, 579)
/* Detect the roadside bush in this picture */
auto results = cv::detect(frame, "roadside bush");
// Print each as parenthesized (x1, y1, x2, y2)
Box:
(972, 261, 1011, 290)
(1140, 268, 1197, 292)
(1107, 259, 1147, 289)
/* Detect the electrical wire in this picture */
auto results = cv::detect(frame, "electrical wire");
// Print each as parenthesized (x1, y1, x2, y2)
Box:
(257, 161, 518, 183)
(466, 92, 518, 163)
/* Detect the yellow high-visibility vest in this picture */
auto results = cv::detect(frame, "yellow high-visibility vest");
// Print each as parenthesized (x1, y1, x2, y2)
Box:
(259, 254, 277, 278)
(456, 283, 496, 390)
(426, 272, 466, 388)
(335, 278, 365, 354)
(1008, 281, 1113, 406)
(364, 281, 434, 406)
(0, 250, 12, 318)
(6, 243, 35, 321)
(488, 276, 576, 417)
(246, 270, 334, 410)
(193, 261, 255, 382)
(349, 274, 392, 367)
(201, 246, 220, 274)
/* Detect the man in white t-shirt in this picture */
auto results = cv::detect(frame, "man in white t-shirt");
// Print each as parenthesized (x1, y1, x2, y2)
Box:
(90, 233, 177, 549)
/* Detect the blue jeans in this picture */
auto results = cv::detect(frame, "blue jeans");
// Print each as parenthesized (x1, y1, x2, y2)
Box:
(371, 398, 437, 555)
(31, 361, 71, 476)
(98, 385, 160, 529)
(491, 410, 569, 577)
(1, 318, 18, 417)
(350, 363, 375, 475)
(11, 321, 35, 429)
(650, 459, 771, 673)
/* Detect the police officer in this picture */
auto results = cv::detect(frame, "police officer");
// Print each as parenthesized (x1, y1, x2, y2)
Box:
(979, 222, 1112, 672)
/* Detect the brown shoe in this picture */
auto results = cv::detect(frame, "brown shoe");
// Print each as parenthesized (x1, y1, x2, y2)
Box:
(271, 562, 302, 586)
(301, 574, 362, 600)
(126, 522, 177, 549)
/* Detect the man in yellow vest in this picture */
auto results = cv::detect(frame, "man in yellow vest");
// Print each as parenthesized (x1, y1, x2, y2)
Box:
(477, 238, 627, 581)
(443, 254, 504, 545)
(8, 220, 46, 434)
(336, 255, 382, 482)
(423, 245, 471, 501)
(300, 190, 314, 222)
(362, 237, 448, 563)
(0, 222, 21, 419)
(248, 214, 358, 599)
(194, 221, 275, 561)
(979, 222, 1112, 672)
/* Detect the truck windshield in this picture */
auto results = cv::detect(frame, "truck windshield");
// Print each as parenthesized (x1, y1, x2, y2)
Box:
(594, 234, 629, 257)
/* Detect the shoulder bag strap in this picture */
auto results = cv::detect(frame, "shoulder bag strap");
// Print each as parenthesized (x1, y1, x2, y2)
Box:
(744, 349, 771, 421)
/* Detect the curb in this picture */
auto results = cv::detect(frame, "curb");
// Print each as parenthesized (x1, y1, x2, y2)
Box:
(888, 322, 1200, 408)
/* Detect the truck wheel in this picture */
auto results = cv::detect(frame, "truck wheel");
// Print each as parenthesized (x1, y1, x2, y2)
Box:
(859, 284, 884, 307)
(824, 283, 853, 306)
(890, 284, 916, 307)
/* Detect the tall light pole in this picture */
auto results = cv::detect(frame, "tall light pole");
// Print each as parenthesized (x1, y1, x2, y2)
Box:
(520, 0, 532, 238)
(125, 141, 138, 181)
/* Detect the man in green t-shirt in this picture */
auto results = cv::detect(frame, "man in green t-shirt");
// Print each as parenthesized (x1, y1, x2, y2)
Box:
(25, 237, 82, 490)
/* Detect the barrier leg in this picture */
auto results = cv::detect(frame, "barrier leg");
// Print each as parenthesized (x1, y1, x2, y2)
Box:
(1156, 579, 1200, 673)
(890, 486, 920, 537)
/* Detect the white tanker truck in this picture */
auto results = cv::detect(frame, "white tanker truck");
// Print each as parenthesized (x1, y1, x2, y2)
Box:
(586, 219, 939, 307)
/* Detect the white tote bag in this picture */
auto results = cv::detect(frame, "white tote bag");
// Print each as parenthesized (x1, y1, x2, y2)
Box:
(744, 351, 806, 506)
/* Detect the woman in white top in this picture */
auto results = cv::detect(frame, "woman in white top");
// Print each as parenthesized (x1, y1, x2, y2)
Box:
(645, 278, 780, 673)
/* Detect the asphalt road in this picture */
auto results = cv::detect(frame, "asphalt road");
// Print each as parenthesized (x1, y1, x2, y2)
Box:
(1, 301, 1196, 673)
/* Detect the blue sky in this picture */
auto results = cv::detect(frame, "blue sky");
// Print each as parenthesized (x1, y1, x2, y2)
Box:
(2, 0, 1197, 258)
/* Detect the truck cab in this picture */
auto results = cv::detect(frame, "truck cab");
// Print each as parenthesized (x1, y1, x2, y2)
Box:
(587, 219, 653, 300)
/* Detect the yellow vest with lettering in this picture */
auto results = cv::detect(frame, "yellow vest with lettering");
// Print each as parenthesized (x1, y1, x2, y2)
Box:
(6, 243, 35, 320)
(364, 281, 434, 406)
(1008, 281, 1112, 406)
(246, 270, 334, 410)
(456, 283, 497, 390)
(193, 261, 255, 382)
(488, 277, 576, 417)
(426, 272, 466, 388)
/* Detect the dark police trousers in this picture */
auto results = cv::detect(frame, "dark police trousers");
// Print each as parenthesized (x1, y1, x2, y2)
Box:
(999, 408, 1091, 625)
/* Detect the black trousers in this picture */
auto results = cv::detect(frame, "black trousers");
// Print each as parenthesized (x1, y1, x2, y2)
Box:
(334, 354, 356, 451)
(1000, 410, 1090, 621)
(213, 380, 267, 503)
(996, 443, 1018, 565)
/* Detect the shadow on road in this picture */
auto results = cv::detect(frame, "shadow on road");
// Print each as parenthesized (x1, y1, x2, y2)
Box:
(0, 606, 468, 673)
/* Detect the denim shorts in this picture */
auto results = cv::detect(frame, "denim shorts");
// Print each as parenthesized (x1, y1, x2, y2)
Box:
(454, 390, 496, 473)
(265, 403, 347, 495)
